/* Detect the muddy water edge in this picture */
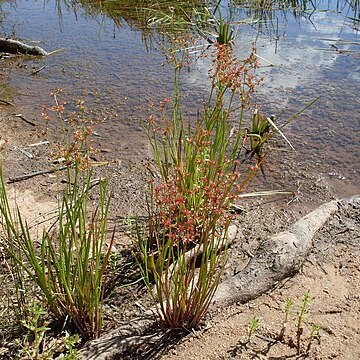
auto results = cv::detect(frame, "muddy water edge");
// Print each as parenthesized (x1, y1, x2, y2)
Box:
(0, 0, 359, 216)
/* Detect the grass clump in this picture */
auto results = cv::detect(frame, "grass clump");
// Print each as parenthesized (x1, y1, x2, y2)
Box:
(134, 41, 267, 329)
(0, 165, 114, 341)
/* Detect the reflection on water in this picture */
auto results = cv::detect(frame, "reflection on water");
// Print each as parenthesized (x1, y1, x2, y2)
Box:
(0, 0, 359, 191)
(230, 0, 360, 34)
(54, 0, 210, 45)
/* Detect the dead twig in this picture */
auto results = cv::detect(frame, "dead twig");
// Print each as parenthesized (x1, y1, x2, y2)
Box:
(0, 99, 15, 106)
(15, 147, 34, 159)
(14, 114, 36, 127)
(7, 166, 68, 184)
(26, 140, 50, 147)
(31, 65, 47, 75)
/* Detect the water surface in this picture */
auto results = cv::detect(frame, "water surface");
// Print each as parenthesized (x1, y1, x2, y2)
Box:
(0, 0, 359, 194)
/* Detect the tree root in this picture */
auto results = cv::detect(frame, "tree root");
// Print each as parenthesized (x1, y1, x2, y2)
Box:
(167, 224, 238, 274)
(79, 315, 158, 360)
(79, 197, 357, 360)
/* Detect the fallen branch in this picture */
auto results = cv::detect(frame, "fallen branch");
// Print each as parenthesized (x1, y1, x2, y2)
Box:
(7, 166, 68, 184)
(0, 99, 15, 106)
(14, 114, 36, 127)
(0, 38, 48, 56)
(80, 315, 168, 360)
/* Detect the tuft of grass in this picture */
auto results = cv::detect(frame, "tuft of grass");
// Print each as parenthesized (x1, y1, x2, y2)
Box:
(134, 42, 263, 329)
(0, 165, 114, 340)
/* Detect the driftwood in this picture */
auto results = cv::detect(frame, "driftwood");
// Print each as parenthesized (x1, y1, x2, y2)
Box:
(0, 38, 48, 56)
(79, 315, 159, 360)
(79, 198, 353, 360)
(211, 199, 339, 307)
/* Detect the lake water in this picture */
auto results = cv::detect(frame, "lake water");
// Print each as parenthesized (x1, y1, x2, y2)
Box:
(0, 0, 359, 195)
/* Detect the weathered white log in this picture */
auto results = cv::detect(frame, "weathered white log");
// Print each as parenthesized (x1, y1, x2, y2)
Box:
(0, 38, 48, 56)
(211, 199, 339, 307)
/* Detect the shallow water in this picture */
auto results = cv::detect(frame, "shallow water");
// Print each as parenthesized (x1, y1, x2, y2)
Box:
(0, 0, 359, 194)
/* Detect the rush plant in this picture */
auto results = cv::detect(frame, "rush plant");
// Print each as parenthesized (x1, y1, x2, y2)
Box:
(0, 165, 114, 340)
(134, 43, 263, 329)
(147, 43, 261, 246)
(135, 8, 313, 326)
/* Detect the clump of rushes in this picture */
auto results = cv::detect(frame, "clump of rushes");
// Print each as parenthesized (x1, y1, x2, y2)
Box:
(0, 164, 114, 340)
(135, 43, 264, 329)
